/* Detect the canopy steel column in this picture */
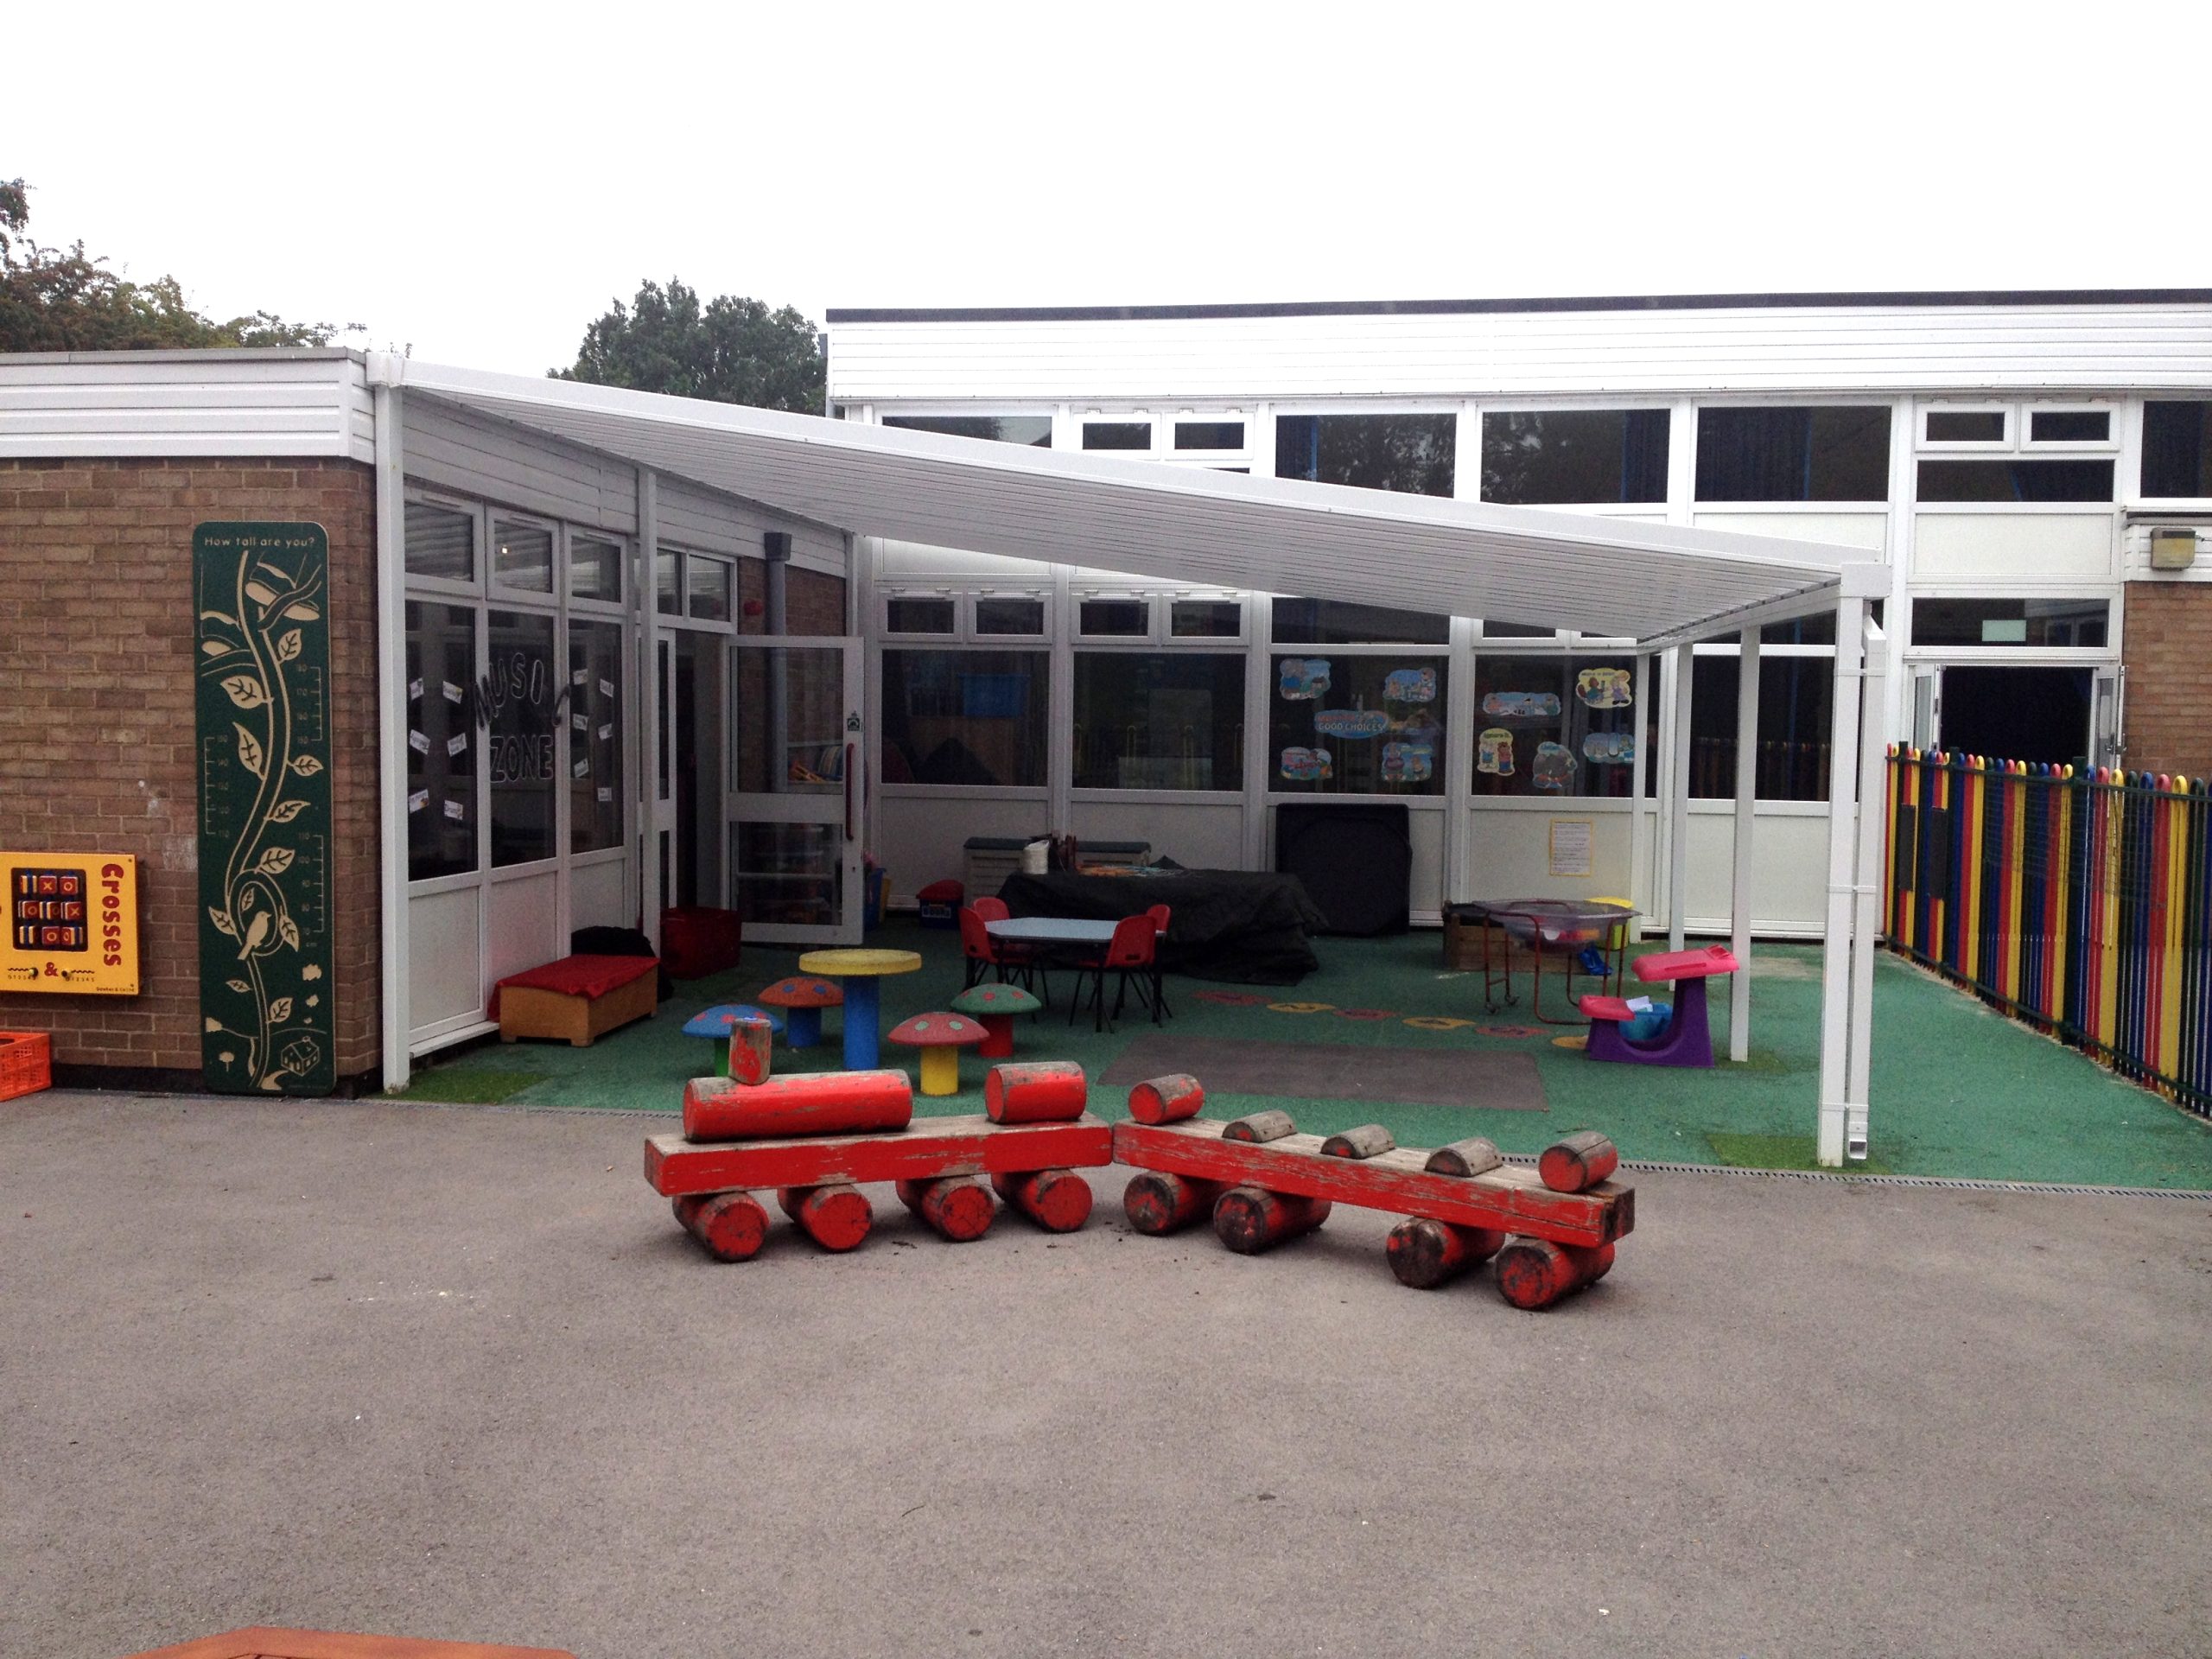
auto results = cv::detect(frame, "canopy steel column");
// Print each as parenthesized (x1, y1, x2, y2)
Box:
(1668, 644, 1694, 951)
(636, 467, 661, 947)
(1728, 627, 1760, 1061)
(371, 375, 410, 1089)
(1627, 653, 1651, 932)
(1817, 563, 1887, 1163)
(1847, 617, 1891, 1154)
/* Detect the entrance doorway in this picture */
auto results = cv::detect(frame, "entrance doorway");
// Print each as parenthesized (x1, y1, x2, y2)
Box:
(1934, 665, 2094, 767)
(672, 632, 726, 908)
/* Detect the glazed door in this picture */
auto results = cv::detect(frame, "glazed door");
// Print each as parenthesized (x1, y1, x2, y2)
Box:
(726, 637, 864, 945)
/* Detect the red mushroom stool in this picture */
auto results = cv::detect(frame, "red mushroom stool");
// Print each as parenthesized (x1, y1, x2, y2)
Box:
(949, 980, 1042, 1058)
(754, 975, 842, 1051)
(886, 1011, 989, 1096)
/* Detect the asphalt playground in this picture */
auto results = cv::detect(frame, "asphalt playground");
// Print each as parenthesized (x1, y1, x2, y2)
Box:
(4, 1090, 2209, 1659)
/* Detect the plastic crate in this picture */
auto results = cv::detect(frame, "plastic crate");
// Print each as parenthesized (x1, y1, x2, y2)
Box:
(916, 879, 963, 928)
(660, 906, 742, 979)
(0, 1031, 53, 1102)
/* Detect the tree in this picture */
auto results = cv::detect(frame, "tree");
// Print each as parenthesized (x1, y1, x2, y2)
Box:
(0, 177, 353, 353)
(553, 277, 824, 415)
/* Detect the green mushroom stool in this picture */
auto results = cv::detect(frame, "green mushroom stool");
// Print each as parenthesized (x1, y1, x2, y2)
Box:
(950, 980, 1042, 1058)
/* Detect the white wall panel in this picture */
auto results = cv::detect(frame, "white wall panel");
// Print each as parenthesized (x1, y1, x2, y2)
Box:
(658, 475, 846, 575)
(1692, 512, 1889, 554)
(570, 855, 632, 932)
(1070, 798, 1242, 869)
(1464, 804, 1641, 905)
(828, 303, 2212, 404)
(875, 793, 1049, 906)
(1681, 806, 1829, 935)
(1910, 513, 2115, 582)
(1408, 807, 1446, 919)
(407, 885, 484, 1033)
(486, 868, 563, 989)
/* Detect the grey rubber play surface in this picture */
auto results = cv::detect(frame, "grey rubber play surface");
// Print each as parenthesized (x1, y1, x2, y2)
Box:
(1099, 1033, 1548, 1110)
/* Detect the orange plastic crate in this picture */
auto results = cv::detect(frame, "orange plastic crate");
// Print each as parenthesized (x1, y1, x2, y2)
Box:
(0, 1031, 52, 1101)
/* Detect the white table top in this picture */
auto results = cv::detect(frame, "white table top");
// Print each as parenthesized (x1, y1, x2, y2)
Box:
(986, 916, 1119, 944)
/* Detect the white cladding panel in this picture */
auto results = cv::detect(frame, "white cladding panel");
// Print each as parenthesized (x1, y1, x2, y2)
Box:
(571, 854, 632, 932)
(407, 885, 485, 1035)
(486, 868, 563, 990)
(828, 304, 2212, 403)
(406, 395, 639, 533)
(1681, 807, 1830, 936)
(657, 475, 846, 575)
(1071, 798, 1243, 871)
(0, 350, 365, 458)
(1463, 803, 1642, 903)
(1910, 513, 2116, 582)
(1692, 512, 1890, 554)
(876, 793, 1049, 907)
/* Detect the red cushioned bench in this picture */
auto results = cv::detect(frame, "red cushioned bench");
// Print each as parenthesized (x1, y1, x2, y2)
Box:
(493, 954, 658, 1047)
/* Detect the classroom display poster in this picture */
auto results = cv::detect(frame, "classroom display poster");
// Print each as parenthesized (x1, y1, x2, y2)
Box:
(2, 853, 139, 994)
(193, 522, 337, 1095)
(1548, 819, 1595, 878)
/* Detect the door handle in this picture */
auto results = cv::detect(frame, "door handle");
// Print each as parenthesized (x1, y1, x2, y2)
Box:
(844, 742, 856, 842)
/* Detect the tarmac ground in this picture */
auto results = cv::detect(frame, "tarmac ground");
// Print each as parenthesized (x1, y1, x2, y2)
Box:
(4, 1091, 2209, 1659)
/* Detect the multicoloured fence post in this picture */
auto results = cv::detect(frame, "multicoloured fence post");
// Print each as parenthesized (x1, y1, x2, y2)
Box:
(1884, 747, 2209, 1119)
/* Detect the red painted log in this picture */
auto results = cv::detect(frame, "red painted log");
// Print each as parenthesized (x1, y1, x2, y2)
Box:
(671, 1191, 769, 1262)
(991, 1167, 1094, 1233)
(776, 1183, 874, 1252)
(1223, 1109, 1297, 1143)
(895, 1174, 997, 1243)
(1538, 1130, 1619, 1193)
(683, 1069, 912, 1143)
(1320, 1123, 1395, 1160)
(1494, 1236, 1616, 1309)
(1121, 1170, 1224, 1236)
(649, 1115, 1112, 1198)
(1212, 1185, 1332, 1255)
(1126, 1074, 1205, 1126)
(728, 1014, 774, 1085)
(1426, 1136, 1503, 1178)
(1385, 1217, 1506, 1289)
(984, 1060, 1088, 1123)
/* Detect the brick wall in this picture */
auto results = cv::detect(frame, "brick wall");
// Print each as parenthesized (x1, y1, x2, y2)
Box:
(2123, 582, 2212, 779)
(736, 557, 848, 634)
(0, 458, 381, 1083)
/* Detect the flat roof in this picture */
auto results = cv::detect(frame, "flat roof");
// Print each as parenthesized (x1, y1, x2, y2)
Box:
(824, 289, 2212, 325)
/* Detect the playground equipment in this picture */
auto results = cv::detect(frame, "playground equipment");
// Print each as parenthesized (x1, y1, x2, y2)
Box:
(1579, 944, 1739, 1067)
(886, 1012, 989, 1096)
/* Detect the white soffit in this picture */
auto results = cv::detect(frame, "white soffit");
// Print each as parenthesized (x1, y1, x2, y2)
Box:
(385, 359, 1857, 644)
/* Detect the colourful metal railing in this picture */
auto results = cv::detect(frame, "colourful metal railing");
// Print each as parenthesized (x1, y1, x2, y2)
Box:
(1884, 747, 2211, 1119)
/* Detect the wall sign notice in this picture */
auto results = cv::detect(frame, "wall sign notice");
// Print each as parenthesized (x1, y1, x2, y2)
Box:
(1548, 818, 1594, 879)
(1, 853, 140, 994)
(194, 522, 337, 1095)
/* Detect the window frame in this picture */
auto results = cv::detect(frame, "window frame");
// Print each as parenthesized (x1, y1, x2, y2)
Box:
(1919, 404, 2013, 450)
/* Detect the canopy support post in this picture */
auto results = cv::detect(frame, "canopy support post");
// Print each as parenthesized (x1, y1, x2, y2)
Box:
(1668, 644, 1694, 951)
(1817, 569, 1885, 1164)
(1846, 615, 1891, 1154)
(1729, 626, 1760, 1062)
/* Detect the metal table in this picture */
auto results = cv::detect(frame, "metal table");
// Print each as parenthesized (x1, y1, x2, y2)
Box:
(1460, 899, 1638, 1025)
(988, 917, 1122, 1032)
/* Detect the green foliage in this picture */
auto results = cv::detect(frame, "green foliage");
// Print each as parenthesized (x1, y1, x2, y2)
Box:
(553, 277, 823, 414)
(0, 177, 352, 353)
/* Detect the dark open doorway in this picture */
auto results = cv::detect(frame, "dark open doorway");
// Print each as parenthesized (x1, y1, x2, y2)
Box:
(1940, 666, 2091, 766)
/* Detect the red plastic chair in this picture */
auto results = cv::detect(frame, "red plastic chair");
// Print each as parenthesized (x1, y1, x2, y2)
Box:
(959, 905, 1046, 1001)
(971, 896, 1012, 923)
(1069, 913, 1160, 1033)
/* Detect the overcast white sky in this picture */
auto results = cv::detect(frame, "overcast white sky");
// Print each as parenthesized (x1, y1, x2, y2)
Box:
(10, 3, 2208, 376)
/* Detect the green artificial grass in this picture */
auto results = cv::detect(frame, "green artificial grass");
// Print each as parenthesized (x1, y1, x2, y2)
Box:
(390, 918, 2212, 1188)
(1707, 1131, 1896, 1175)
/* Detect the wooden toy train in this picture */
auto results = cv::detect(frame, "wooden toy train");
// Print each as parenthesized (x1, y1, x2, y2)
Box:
(640, 1015, 1634, 1312)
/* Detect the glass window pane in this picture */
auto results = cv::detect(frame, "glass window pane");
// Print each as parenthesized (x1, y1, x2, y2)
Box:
(1074, 652, 1244, 790)
(404, 502, 474, 582)
(1174, 421, 1245, 450)
(1271, 596, 1448, 645)
(1471, 654, 1644, 799)
(733, 645, 847, 796)
(1480, 620, 1557, 639)
(1695, 406, 1891, 501)
(569, 535, 622, 603)
(1925, 410, 2006, 442)
(1688, 652, 1833, 801)
(886, 596, 957, 634)
(2142, 402, 2212, 497)
(1083, 422, 1152, 451)
(1480, 410, 1669, 504)
(883, 414, 1053, 446)
(1910, 596, 2107, 647)
(491, 519, 553, 591)
(975, 597, 1045, 635)
(1274, 413, 1456, 497)
(729, 822, 842, 928)
(656, 548, 680, 616)
(1169, 599, 1242, 638)
(1078, 598, 1150, 637)
(486, 610, 559, 867)
(688, 555, 732, 621)
(1916, 460, 2113, 503)
(1270, 654, 1446, 796)
(568, 620, 625, 853)
(404, 601, 478, 880)
(2028, 410, 2109, 444)
(880, 649, 1050, 787)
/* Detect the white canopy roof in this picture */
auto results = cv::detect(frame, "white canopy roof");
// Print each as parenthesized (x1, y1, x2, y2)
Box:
(380, 357, 1866, 647)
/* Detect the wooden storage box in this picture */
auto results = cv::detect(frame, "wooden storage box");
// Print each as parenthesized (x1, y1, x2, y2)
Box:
(495, 957, 658, 1047)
